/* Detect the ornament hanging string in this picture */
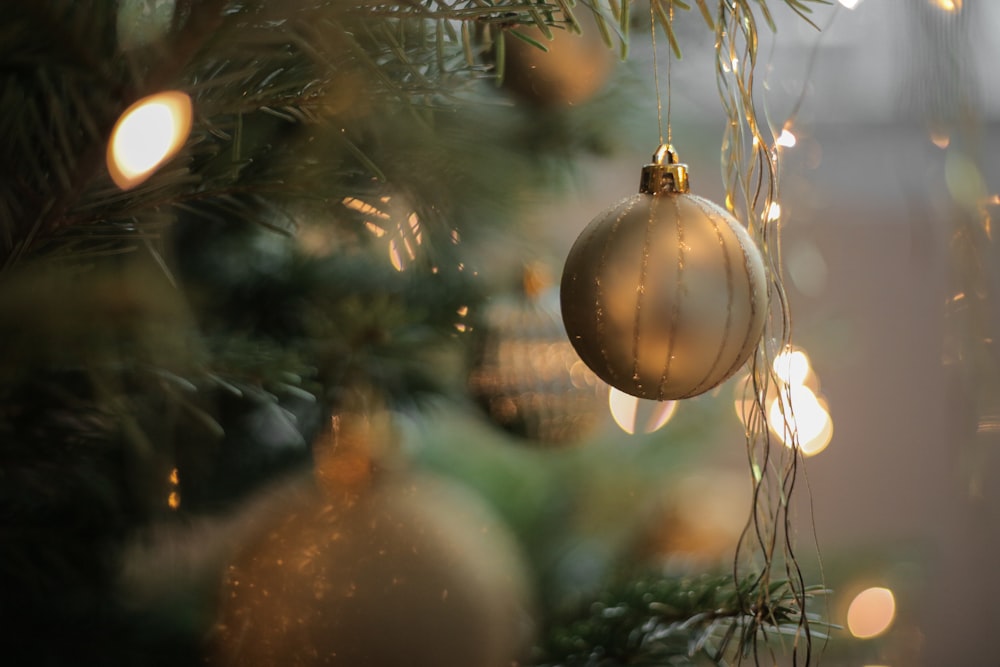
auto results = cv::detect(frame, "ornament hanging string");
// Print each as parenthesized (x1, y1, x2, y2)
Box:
(649, 0, 675, 146)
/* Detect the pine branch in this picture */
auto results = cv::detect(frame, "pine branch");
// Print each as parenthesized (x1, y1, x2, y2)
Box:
(534, 570, 826, 666)
(0, 0, 828, 271)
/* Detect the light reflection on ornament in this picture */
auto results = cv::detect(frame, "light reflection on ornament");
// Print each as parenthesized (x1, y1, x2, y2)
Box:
(775, 129, 797, 148)
(838, 0, 862, 9)
(608, 387, 678, 435)
(847, 587, 897, 639)
(107, 90, 192, 190)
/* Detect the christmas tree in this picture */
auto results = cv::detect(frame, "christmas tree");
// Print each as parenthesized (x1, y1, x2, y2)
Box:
(0, 1, 841, 665)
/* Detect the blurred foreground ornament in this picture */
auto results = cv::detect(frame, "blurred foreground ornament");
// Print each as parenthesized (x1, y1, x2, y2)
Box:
(107, 90, 192, 190)
(210, 409, 533, 667)
(469, 264, 607, 444)
(560, 145, 768, 401)
(499, 15, 614, 108)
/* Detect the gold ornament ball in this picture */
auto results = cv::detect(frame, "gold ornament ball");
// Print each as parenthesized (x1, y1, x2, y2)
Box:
(560, 146, 768, 401)
(208, 473, 533, 667)
(468, 269, 608, 445)
(501, 21, 614, 107)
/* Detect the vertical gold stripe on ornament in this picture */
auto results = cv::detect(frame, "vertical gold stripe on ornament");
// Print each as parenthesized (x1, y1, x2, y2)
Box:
(683, 207, 734, 398)
(595, 197, 638, 388)
(657, 194, 685, 401)
(632, 195, 657, 396)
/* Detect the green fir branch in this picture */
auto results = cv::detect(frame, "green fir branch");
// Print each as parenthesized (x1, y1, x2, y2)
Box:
(534, 571, 827, 666)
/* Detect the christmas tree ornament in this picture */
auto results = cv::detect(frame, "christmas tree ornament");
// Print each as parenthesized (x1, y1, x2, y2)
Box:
(468, 263, 608, 444)
(107, 90, 192, 190)
(208, 471, 533, 667)
(560, 145, 768, 401)
(499, 14, 614, 108)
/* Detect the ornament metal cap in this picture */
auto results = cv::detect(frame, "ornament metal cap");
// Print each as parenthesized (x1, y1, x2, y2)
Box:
(639, 144, 690, 195)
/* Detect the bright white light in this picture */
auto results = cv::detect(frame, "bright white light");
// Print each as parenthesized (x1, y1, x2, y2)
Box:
(609, 387, 677, 435)
(838, 0, 862, 9)
(931, 0, 961, 12)
(768, 385, 832, 456)
(776, 129, 797, 148)
(107, 91, 192, 190)
(766, 202, 782, 222)
(773, 348, 812, 387)
(847, 587, 896, 639)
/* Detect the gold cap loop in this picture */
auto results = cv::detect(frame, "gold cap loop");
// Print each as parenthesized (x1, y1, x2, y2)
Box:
(639, 144, 690, 195)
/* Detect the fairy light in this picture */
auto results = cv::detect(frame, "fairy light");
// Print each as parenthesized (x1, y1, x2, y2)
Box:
(454, 305, 470, 333)
(769, 348, 832, 456)
(773, 348, 812, 387)
(931, 0, 961, 12)
(737, 347, 833, 456)
(107, 91, 192, 190)
(768, 384, 833, 456)
(775, 129, 797, 148)
(930, 130, 951, 149)
(847, 587, 897, 639)
(766, 202, 782, 222)
(608, 387, 677, 434)
(168, 467, 181, 510)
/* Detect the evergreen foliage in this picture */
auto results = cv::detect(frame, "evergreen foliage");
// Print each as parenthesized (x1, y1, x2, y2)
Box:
(1, 1, 826, 664)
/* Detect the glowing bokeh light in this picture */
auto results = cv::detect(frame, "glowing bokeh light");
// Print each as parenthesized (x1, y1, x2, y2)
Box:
(168, 467, 181, 510)
(930, 130, 950, 149)
(609, 387, 678, 435)
(776, 129, 797, 148)
(773, 348, 812, 387)
(766, 202, 782, 222)
(931, 0, 961, 12)
(768, 384, 833, 456)
(847, 587, 897, 639)
(838, 0, 862, 8)
(107, 91, 192, 190)
(787, 240, 829, 297)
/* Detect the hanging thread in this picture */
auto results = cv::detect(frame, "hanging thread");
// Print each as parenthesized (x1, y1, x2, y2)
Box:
(649, 0, 664, 145)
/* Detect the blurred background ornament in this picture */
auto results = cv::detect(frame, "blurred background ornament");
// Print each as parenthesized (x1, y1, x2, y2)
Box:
(560, 145, 768, 401)
(209, 407, 534, 667)
(468, 263, 608, 445)
(497, 12, 615, 108)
